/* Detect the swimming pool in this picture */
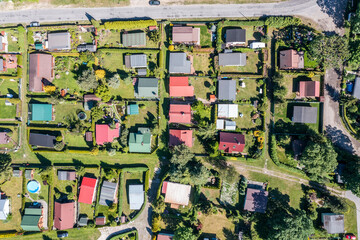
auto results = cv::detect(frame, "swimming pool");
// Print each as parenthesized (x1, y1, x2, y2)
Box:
(27, 180, 40, 193)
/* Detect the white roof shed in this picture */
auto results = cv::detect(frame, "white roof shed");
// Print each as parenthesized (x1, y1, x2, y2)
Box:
(218, 104, 238, 118)
(249, 42, 266, 49)
(0, 199, 10, 220)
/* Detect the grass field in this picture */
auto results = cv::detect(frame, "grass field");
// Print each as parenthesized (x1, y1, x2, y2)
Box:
(235, 105, 262, 130)
(12, 228, 101, 240)
(192, 52, 211, 74)
(99, 51, 124, 72)
(220, 51, 261, 74)
(195, 25, 212, 47)
(198, 211, 235, 240)
(54, 102, 84, 124)
(0, 100, 16, 119)
(189, 77, 214, 100)
(65, 133, 90, 149)
(6, 29, 20, 52)
(0, 78, 19, 97)
(125, 101, 158, 129)
(236, 78, 260, 101)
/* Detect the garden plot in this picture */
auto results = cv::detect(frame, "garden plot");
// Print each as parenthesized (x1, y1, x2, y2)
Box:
(123, 101, 158, 129)
(54, 102, 85, 124)
(188, 77, 215, 100)
(198, 212, 235, 240)
(220, 51, 262, 74)
(235, 78, 261, 101)
(4, 29, 20, 53)
(0, 78, 18, 97)
(282, 74, 322, 100)
(194, 25, 212, 47)
(53, 168, 78, 201)
(53, 57, 82, 93)
(0, 125, 19, 150)
(0, 100, 17, 119)
(220, 180, 238, 206)
(79, 168, 100, 220)
(235, 105, 262, 130)
(191, 52, 212, 74)
(98, 51, 125, 72)
(24, 169, 50, 204)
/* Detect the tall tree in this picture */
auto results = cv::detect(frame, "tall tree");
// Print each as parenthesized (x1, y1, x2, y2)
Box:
(173, 227, 197, 240)
(169, 144, 194, 167)
(196, 124, 217, 141)
(0, 154, 12, 185)
(77, 69, 98, 91)
(272, 73, 287, 103)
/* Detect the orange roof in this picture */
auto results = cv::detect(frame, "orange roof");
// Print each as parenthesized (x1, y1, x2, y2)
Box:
(54, 202, 75, 230)
(169, 77, 194, 97)
(169, 104, 191, 124)
(169, 129, 193, 147)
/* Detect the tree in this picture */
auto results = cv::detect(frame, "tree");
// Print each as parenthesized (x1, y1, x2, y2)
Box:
(151, 214, 163, 232)
(272, 73, 287, 103)
(152, 196, 166, 214)
(308, 35, 350, 69)
(54, 141, 65, 151)
(91, 106, 103, 122)
(95, 69, 106, 79)
(170, 144, 195, 167)
(95, 84, 111, 102)
(148, 30, 160, 42)
(197, 124, 217, 141)
(120, 128, 129, 147)
(348, 105, 358, 113)
(300, 140, 338, 182)
(189, 165, 211, 186)
(77, 69, 98, 91)
(0, 154, 12, 185)
(107, 75, 120, 89)
(104, 169, 118, 181)
(173, 227, 197, 240)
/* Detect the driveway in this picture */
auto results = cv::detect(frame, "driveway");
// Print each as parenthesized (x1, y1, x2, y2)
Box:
(0, 0, 347, 33)
(38, 200, 48, 230)
(323, 68, 360, 156)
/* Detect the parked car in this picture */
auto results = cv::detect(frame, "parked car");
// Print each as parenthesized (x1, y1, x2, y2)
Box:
(149, 0, 160, 5)
(346, 234, 357, 240)
(57, 232, 68, 238)
(30, 21, 40, 27)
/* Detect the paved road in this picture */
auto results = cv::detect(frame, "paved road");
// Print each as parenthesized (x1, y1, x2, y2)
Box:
(0, 0, 347, 33)
(324, 69, 360, 156)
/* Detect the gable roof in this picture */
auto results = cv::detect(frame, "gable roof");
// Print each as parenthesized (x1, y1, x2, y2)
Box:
(353, 77, 360, 99)
(136, 78, 159, 98)
(169, 52, 191, 74)
(163, 181, 191, 206)
(157, 233, 174, 240)
(122, 32, 146, 47)
(29, 104, 53, 121)
(130, 54, 147, 68)
(169, 129, 193, 147)
(219, 132, 245, 153)
(292, 106, 318, 124)
(299, 81, 320, 98)
(172, 26, 200, 44)
(57, 170, 76, 181)
(129, 184, 144, 210)
(95, 216, 106, 225)
(54, 201, 75, 230)
(95, 123, 120, 145)
(169, 76, 194, 97)
(78, 216, 88, 226)
(218, 79, 237, 100)
(169, 104, 191, 124)
(0, 199, 9, 220)
(29, 133, 56, 148)
(322, 213, 344, 234)
(29, 53, 54, 92)
(244, 188, 268, 213)
(226, 28, 246, 44)
(129, 127, 152, 153)
(219, 52, 247, 66)
(48, 32, 71, 50)
(279, 49, 304, 69)
(218, 104, 238, 118)
(21, 208, 42, 231)
(99, 181, 118, 206)
(78, 177, 97, 204)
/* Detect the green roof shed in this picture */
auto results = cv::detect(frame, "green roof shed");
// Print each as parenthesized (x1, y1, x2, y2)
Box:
(122, 32, 146, 47)
(136, 78, 158, 98)
(21, 208, 42, 231)
(129, 127, 152, 153)
(30, 103, 53, 121)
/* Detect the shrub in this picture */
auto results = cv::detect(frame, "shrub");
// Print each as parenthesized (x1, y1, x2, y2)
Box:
(104, 20, 157, 30)
(265, 16, 301, 28)
(95, 69, 106, 79)
(54, 142, 65, 151)
(95, 84, 111, 102)
(168, 45, 174, 51)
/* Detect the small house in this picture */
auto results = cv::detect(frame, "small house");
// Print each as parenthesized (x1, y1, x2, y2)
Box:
(322, 213, 344, 234)
(279, 49, 304, 70)
(99, 181, 118, 206)
(95, 123, 120, 145)
(48, 32, 71, 51)
(21, 207, 43, 231)
(83, 94, 101, 111)
(244, 188, 268, 213)
(169, 76, 194, 97)
(95, 216, 106, 226)
(29, 53, 54, 92)
(225, 28, 246, 46)
(0, 198, 10, 220)
(224, 120, 236, 130)
(78, 216, 88, 227)
(129, 184, 144, 210)
(169, 104, 191, 124)
(169, 52, 191, 74)
(78, 177, 98, 205)
(13, 169, 22, 177)
(219, 132, 245, 153)
(85, 132, 93, 142)
(0, 34, 7, 52)
(77, 43, 97, 52)
(169, 129, 193, 147)
(25, 169, 33, 179)
(292, 106, 318, 124)
(162, 181, 191, 208)
(122, 31, 146, 47)
(299, 81, 320, 98)
(218, 79, 237, 101)
(250, 42, 265, 49)
(125, 54, 147, 68)
(29, 103, 53, 121)
(54, 201, 75, 230)
(136, 78, 159, 98)
(218, 52, 246, 67)
(29, 133, 56, 148)
(172, 26, 200, 45)
(129, 127, 152, 153)
(217, 104, 238, 118)
(57, 170, 76, 181)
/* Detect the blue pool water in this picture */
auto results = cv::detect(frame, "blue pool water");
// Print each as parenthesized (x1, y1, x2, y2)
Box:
(27, 180, 40, 193)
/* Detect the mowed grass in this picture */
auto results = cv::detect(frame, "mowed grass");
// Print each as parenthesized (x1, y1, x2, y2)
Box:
(99, 51, 124, 72)
(192, 52, 211, 73)
(192, 134, 206, 154)
(195, 25, 212, 47)
(220, 51, 261, 74)
(235, 105, 262, 130)
(189, 77, 214, 100)
(236, 78, 260, 100)
(12, 227, 101, 240)
(0, 78, 19, 97)
(0, 176, 23, 231)
(0, 100, 16, 119)
(197, 211, 235, 239)
(65, 133, 90, 149)
(125, 101, 158, 128)
(54, 102, 84, 124)
(110, 82, 134, 99)
(98, 30, 121, 48)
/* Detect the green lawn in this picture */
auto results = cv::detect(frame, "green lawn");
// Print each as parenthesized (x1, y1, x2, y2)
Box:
(99, 51, 125, 72)
(201, 187, 220, 204)
(79, 202, 95, 220)
(27, 169, 50, 204)
(195, 25, 212, 47)
(277, 145, 298, 167)
(122, 171, 144, 217)
(0, 100, 16, 119)
(0, 78, 19, 96)
(54, 102, 85, 124)
(6, 29, 20, 52)
(220, 51, 261, 74)
(53, 168, 78, 200)
(188, 77, 214, 100)
(65, 132, 90, 149)
(53, 57, 83, 93)
(78, 32, 94, 44)
(192, 52, 211, 74)
(304, 51, 319, 69)
(243, 134, 256, 154)
(110, 82, 134, 99)
(192, 133, 206, 154)
(11, 228, 100, 240)
(0, 125, 19, 149)
(98, 30, 121, 48)
(235, 105, 262, 130)
(198, 211, 235, 240)
(282, 74, 321, 100)
(236, 78, 260, 101)
(124, 101, 158, 129)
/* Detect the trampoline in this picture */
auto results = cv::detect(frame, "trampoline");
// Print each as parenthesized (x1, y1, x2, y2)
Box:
(27, 180, 40, 193)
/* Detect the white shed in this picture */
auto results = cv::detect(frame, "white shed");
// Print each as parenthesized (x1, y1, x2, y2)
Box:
(250, 42, 266, 49)
(0, 199, 10, 220)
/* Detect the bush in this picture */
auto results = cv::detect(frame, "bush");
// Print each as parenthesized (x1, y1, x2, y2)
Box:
(265, 16, 301, 28)
(104, 20, 157, 30)
(270, 135, 280, 165)
(54, 142, 65, 151)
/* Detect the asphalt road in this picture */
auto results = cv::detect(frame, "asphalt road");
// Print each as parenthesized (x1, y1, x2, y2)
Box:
(0, 0, 347, 33)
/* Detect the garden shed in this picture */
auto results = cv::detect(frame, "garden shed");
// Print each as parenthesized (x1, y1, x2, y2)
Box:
(99, 181, 118, 206)
(244, 188, 268, 213)
(162, 181, 191, 208)
(129, 184, 144, 210)
(292, 106, 318, 124)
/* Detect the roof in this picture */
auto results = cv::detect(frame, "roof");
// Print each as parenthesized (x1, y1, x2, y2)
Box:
(129, 128, 152, 153)
(130, 54, 147, 68)
(83, 94, 101, 111)
(136, 78, 159, 98)
(30, 103, 53, 121)
(299, 81, 320, 98)
(279, 49, 304, 69)
(96, 123, 120, 145)
(25, 170, 32, 179)
(292, 139, 306, 156)
(292, 106, 318, 124)
(250, 42, 266, 49)
(218, 79, 237, 100)
(172, 27, 200, 44)
(0, 132, 9, 144)
(29, 53, 54, 92)
(169, 76, 194, 97)
(21, 208, 42, 231)
(219, 132, 245, 153)
(169, 52, 191, 74)
(54, 201, 75, 230)
(77, 44, 96, 52)
(169, 104, 191, 124)
(163, 181, 191, 206)
(48, 32, 71, 50)
(226, 28, 246, 44)
(322, 213, 344, 234)
(95, 216, 106, 225)
(244, 188, 268, 213)
(122, 32, 146, 47)
(129, 184, 144, 210)
(29, 133, 56, 148)
(219, 52, 246, 66)
(57, 170, 76, 181)
(78, 216, 88, 226)
(0, 199, 9, 220)
(353, 77, 360, 99)
(13, 169, 22, 177)
(0, 59, 3, 71)
(225, 120, 236, 130)
(138, 68, 147, 76)
(99, 181, 117, 206)
(78, 177, 97, 204)
(169, 129, 193, 147)
(127, 104, 139, 115)
(157, 233, 174, 240)
(85, 132, 93, 142)
(218, 104, 238, 118)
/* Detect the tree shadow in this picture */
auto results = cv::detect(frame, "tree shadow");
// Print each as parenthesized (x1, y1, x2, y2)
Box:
(324, 83, 340, 102)
(325, 125, 355, 154)
(316, 0, 347, 28)
(223, 228, 238, 240)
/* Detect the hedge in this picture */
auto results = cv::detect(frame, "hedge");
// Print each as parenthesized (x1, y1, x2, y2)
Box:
(122, 167, 149, 173)
(203, 176, 222, 190)
(51, 52, 80, 57)
(144, 170, 150, 192)
(98, 48, 159, 55)
(223, 20, 265, 27)
(109, 229, 138, 240)
(118, 170, 124, 216)
(156, 172, 169, 200)
(103, 20, 157, 30)
(264, 16, 301, 28)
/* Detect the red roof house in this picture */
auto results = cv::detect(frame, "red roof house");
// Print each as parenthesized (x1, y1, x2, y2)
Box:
(169, 77, 194, 97)
(29, 53, 54, 92)
(169, 104, 191, 124)
(54, 201, 75, 230)
(279, 49, 304, 70)
(219, 132, 245, 153)
(95, 123, 120, 145)
(169, 129, 193, 147)
(299, 81, 320, 98)
(95, 216, 106, 226)
(78, 177, 97, 204)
